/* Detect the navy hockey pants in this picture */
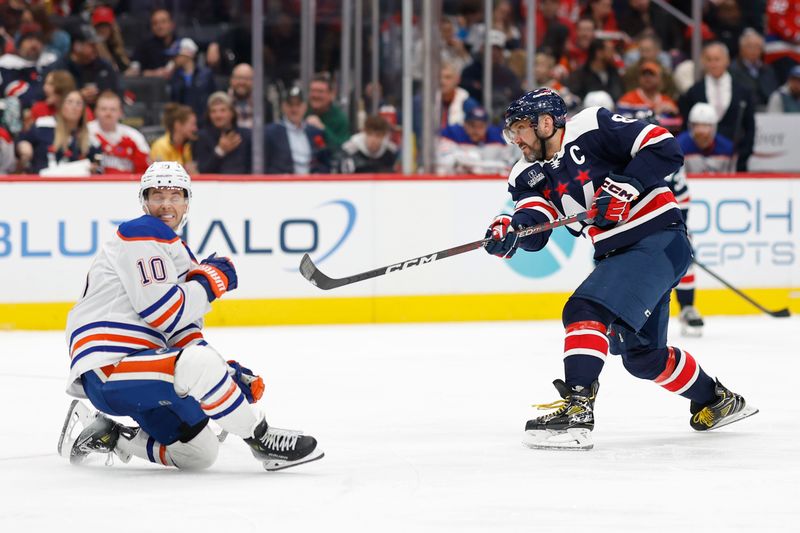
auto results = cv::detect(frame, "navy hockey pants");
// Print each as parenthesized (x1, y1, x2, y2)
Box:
(82, 347, 208, 445)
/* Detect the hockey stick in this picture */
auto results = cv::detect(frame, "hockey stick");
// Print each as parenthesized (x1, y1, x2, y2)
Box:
(300, 209, 596, 290)
(693, 260, 791, 318)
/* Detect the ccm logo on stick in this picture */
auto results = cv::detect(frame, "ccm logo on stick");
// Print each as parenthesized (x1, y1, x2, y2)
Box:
(386, 254, 438, 273)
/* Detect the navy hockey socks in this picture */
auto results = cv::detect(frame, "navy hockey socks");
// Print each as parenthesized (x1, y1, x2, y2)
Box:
(563, 320, 608, 389)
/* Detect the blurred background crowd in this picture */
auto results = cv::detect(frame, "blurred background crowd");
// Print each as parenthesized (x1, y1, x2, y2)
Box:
(0, 0, 797, 176)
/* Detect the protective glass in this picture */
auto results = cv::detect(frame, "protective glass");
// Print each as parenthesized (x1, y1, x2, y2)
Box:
(146, 191, 188, 206)
(502, 121, 533, 144)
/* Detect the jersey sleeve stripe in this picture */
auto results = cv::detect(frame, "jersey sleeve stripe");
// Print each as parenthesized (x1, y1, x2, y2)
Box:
(149, 290, 185, 328)
(139, 286, 179, 319)
(630, 125, 671, 157)
(514, 198, 558, 221)
(164, 286, 187, 334)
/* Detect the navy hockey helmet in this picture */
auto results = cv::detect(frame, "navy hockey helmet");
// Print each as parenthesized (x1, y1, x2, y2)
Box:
(503, 88, 568, 133)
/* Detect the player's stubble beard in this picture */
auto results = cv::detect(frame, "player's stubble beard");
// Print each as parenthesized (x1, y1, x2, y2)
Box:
(520, 128, 560, 163)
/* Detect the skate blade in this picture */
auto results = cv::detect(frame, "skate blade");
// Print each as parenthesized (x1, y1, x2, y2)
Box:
(704, 405, 759, 431)
(57, 400, 96, 458)
(262, 449, 325, 471)
(523, 428, 593, 451)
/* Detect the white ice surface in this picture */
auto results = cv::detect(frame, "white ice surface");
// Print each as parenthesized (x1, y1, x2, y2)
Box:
(1, 317, 797, 532)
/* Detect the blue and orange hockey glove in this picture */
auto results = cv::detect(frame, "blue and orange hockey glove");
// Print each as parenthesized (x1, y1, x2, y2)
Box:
(187, 253, 238, 302)
(227, 360, 264, 404)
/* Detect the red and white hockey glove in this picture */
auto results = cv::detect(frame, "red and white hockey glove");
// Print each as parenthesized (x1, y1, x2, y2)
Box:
(484, 214, 519, 259)
(591, 173, 644, 230)
(187, 253, 238, 302)
(227, 360, 265, 403)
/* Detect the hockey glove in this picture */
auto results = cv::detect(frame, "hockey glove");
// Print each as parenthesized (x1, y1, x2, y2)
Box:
(591, 173, 644, 230)
(227, 360, 265, 403)
(187, 253, 238, 302)
(484, 214, 520, 259)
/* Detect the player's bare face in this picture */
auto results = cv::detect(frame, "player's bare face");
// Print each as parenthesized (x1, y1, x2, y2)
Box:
(506, 115, 557, 162)
(145, 188, 188, 230)
(506, 121, 538, 161)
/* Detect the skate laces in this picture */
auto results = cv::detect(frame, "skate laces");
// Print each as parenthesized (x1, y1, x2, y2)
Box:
(692, 408, 715, 427)
(262, 427, 301, 452)
(533, 399, 566, 410)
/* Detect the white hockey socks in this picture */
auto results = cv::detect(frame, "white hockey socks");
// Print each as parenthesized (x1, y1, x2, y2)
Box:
(116, 426, 219, 470)
(173, 345, 261, 439)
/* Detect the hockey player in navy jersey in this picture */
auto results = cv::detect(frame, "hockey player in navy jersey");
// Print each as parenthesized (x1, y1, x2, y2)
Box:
(58, 161, 323, 471)
(484, 89, 757, 450)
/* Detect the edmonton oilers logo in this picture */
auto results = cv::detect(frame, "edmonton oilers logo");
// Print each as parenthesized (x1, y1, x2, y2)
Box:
(502, 200, 577, 278)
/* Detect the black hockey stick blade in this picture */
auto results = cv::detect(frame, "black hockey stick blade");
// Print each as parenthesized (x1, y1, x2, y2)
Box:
(693, 260, 791, 318)
(299, 209, 595, 290)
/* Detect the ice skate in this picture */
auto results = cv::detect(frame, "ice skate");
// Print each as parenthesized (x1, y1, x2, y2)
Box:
(245, 419, 324, 471)
(523, 380, 598, 451)
(59, 400, 135, 465)
(690, 379, 758, 431)
(58, 399, 96, 458)
(679, 306, 704, 337)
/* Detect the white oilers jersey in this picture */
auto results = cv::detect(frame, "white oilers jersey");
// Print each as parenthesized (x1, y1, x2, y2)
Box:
(65, 215, 210, 397)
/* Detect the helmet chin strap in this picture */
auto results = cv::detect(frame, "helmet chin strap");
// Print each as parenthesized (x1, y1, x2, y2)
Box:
(534, 127, 558, 162)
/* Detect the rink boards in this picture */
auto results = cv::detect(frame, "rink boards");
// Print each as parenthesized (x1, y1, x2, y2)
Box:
(0, 173, 797, 329)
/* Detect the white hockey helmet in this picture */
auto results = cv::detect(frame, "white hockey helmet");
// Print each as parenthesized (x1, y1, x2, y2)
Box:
(582, 90, 615, 111)
(139, 161, 192, 229)
(688, 102, 719, 126)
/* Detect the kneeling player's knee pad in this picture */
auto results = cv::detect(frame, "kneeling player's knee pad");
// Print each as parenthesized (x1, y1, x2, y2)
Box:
(621, 347, 668, 380)
(167, 426, 219, 470)
(562, 297, 614, 329)
(173, 344, 229, 401)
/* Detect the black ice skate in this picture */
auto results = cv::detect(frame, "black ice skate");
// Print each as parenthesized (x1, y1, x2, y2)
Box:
(523, 380, 598, 451)
(245, 419, 324, 471)
(58, 400, 133, 465)
(690, 379, 758, 431)
(679, 305, 704, 337)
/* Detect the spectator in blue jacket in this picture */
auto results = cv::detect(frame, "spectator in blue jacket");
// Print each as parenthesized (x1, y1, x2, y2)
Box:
(167, 38, 216, 119)
(264, 86, 331, 174)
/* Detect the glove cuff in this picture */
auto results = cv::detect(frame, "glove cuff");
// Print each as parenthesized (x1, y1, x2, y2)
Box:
(187, 264, 229, 300)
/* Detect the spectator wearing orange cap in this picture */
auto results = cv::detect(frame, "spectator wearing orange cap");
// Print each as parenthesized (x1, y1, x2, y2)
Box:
(617, 61, 682, 131)
(91, 6, 130, 73)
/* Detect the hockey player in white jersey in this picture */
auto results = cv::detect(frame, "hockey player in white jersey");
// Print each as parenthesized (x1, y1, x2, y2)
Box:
(58, 161, 323, 471)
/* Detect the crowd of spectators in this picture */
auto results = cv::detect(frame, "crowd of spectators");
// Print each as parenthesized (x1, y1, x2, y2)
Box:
(0, 0, 797, 177)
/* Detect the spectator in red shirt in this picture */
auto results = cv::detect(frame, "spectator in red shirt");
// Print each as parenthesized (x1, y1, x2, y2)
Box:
(560, 17, 596, 76)
(88, 91, 150, 174)
(764, 0, 800, 83)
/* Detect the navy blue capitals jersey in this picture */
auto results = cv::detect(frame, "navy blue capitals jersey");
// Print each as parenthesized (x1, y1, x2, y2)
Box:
(507, 107, 684, 258)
